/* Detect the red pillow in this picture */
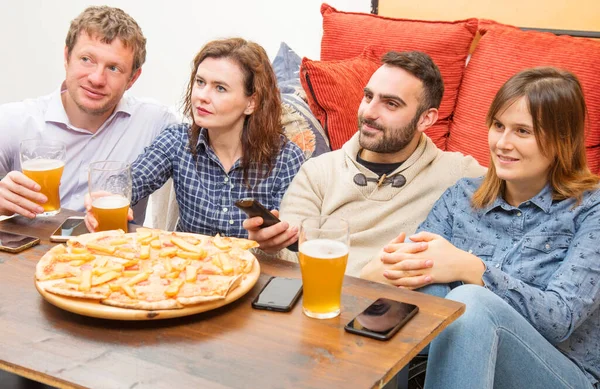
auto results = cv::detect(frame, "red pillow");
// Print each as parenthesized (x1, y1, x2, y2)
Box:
(318, 4, 478, 149)
(300, 51, 380, 150)
(300, 50, 455, 151)
(447, 20, 600, 173)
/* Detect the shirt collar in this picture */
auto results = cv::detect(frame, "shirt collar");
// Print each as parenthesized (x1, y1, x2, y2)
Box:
(112, 93, 133, 116)
(482, 183, 553, 214)
(528, 184, 553, 212)
(195, 127, 243, 172)
(44, 82, 133, 126)
(44, 86, 70, 125)
(196, 127, 210, 149)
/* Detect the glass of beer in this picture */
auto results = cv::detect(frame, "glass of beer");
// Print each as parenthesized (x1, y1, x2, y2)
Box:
(19, 139, 67, 216)
(298, 216, 349, 319)
(88, 161, 132, 232)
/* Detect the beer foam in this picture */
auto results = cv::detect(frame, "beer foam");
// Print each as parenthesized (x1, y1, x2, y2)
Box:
(92, 195, 130, 209)
(300, 239, 348, 259)
(22, 159, 64, 171)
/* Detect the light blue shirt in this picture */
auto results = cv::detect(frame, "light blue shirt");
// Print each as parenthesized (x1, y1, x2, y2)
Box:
(417, 177, 600, 385)
(0, 86, 178, 221)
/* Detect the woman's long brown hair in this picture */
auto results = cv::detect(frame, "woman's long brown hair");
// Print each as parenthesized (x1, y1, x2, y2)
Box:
(183, 38, 283, 186)
(473, 67, 599, 208)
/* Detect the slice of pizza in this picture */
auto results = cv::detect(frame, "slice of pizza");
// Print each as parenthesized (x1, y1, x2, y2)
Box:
(36, 244, 90, 281)
(176, 274, 243, 306)
(101, 270, 184, 310)
(40, 262, 126, 300)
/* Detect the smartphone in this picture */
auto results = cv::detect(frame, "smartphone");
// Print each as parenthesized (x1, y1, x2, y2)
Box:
(252, 276, 303, 312)
(234, 198, 280, 227)
(0, 231, 40, 253)
(344, 298, 419, 341)
(235, 198, 298, 252)
(50, 216, 89, 243)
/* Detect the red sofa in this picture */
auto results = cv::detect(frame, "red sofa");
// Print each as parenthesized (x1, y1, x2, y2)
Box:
(300, 4, 600, 173)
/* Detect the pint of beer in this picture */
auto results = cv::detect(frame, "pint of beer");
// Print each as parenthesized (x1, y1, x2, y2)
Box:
(91, 195, 130, 232)
(298, 217, 349, 319)
(88, 161, 132, 232)
(20, 139, 67, 216)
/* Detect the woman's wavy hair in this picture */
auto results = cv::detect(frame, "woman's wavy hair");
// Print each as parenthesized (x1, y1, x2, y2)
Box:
(183, 38, 283, 186)
(473, 67, 599, 208)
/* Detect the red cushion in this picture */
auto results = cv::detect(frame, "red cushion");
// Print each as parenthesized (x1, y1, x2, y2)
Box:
(318, 4, 478, 149)
(300, 51, 380, 150)
(447, 20, 600, 173)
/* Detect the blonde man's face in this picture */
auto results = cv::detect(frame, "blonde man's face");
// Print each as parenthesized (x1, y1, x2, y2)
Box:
(63, 33, 139, 118)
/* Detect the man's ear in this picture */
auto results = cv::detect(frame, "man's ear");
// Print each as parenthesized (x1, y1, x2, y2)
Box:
(126, 68, 142, 90)
(244, 94, 256, 115)
(416, 108, 439, 133)
(63, 46, 69, 71)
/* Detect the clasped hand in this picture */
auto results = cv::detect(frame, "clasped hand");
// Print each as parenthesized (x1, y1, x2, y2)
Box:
(362, 231, 481, 289)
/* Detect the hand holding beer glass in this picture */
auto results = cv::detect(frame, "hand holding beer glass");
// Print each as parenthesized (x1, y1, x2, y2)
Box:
(298, 217, 349, 319)
(88, 161, 132, 232)
(19, 139, 67, 216)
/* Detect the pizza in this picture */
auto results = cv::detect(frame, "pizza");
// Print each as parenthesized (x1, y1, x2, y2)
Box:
(35, 228, 259, 311)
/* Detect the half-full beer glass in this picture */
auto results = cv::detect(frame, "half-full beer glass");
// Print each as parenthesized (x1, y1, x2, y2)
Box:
(298, 216, 349, 319)
(88, 161, 132, 232)
(19, 139, 67, 216)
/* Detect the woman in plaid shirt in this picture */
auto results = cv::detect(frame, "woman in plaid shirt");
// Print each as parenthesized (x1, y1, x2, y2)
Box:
(86, 38, 305, 237)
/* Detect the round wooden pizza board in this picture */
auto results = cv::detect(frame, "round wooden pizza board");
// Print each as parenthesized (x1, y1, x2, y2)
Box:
(34, 261, 260, 320)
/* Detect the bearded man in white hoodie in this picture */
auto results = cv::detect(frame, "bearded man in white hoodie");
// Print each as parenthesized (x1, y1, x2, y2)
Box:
(244, 51, 485, 280)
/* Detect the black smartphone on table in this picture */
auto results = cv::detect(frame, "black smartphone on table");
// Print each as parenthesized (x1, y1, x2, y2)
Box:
(0, 231, 40, 253)
(344, 298, 419, 341)
(252, 276, 303, 312)
(50, 216, 89, 243)
(234, 198, 298, 252)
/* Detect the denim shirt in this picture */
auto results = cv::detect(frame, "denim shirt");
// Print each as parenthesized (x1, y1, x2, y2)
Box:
(131, 124, 305, 238)
(417, 177, 600, 385)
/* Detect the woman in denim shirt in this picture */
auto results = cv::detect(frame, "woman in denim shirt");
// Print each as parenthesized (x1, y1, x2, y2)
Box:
(377, 68, 600, 388)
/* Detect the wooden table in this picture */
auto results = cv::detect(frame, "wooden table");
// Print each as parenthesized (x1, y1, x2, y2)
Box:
(0, 212, 465, 389)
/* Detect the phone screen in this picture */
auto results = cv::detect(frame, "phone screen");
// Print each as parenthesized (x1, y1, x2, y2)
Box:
(252, 277, 303, 312)
(53, 218, 88, 237)
(345, 298, 419, 340)
(0, 231, 39, 249)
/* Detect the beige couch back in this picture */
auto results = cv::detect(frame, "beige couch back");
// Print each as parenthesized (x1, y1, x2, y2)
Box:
(378, 0, 600, 32)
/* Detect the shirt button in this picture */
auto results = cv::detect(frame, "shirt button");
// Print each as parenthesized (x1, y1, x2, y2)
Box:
(545, 243, 551, 250)
(468, 249, 473, 254)
(224, 177, 229, 183)
(495, 264, 500, 268)
(516, 212, 522, 216)
(222, 207, 228, 212)
(229, 220, 234, 225)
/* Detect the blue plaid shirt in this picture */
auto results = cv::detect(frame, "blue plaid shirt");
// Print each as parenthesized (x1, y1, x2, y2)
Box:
(131, 124, 305, 238)
(417, 177, 600, 386)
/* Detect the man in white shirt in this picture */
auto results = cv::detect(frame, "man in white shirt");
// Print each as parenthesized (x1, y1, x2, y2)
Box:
(0, 6, 177, 222)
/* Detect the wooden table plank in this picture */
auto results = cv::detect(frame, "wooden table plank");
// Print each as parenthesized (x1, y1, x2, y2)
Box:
(0, 213, 464, 389)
